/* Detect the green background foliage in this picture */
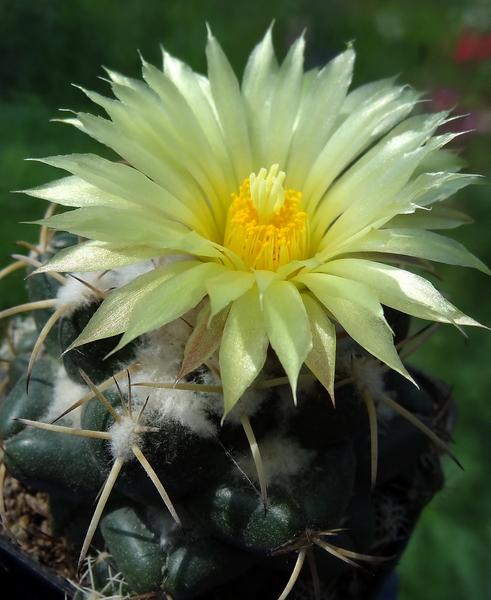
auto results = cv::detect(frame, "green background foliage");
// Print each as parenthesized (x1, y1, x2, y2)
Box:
(1, 1, 491, 598)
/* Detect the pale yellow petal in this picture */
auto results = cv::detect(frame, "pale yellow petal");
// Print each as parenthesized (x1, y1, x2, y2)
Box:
(340, 228, 491, 275)
(295, 272, 384, 318)
(262, 279, 312, 401)
(321, 258, 482, 326)
(206, 270, 255, 317)
(206, 28, 252, 179)
(287, 48, 355, 189)
(318, 295, 412, 383)
(36, 206, 188, 249)
(263, 35, 305, 168)
(34, 240, 171, 273)
(220, 287, 269, 417)
(115, 262, 227, 350)
(72, 261, 200, 348)
(242, 25, 279, 165)
(32, 154, 211, 235)
(301, 293, 336, 401)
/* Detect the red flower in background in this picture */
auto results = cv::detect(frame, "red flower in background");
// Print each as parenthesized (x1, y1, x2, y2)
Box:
(455, 28, 491, 62)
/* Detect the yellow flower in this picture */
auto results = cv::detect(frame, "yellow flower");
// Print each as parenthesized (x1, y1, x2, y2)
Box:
(30, 27, 488, 416)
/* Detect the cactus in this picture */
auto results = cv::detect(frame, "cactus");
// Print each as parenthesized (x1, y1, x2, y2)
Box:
(0, 230, 461, 599)
(0, 27, 487, 600)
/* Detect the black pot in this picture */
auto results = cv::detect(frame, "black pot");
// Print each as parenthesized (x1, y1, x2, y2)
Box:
(0, 533, 72, 599)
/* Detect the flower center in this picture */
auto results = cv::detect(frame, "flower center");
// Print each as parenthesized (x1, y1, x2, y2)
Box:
(224, 165, 309, 271)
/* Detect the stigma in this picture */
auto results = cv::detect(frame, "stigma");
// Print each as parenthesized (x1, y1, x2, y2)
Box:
(224, 165, 309, 271)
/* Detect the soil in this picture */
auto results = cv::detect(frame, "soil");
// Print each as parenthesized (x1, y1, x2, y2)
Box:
(1, 469, 76, 581)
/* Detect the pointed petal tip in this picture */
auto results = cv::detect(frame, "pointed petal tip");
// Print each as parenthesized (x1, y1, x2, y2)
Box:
(220, 393, 240, 425)
(137, 49, 148, 67)
(61, 341, 78, 357)
(455, 316, 490, 331)
(291, 383, 298, 406)
(103, 341, 125, 361)
(401, 364, 419, 390)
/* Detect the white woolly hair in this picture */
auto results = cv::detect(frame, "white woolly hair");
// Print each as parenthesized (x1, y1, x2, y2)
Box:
(43, 364, 87, 427)
(117, 319, 224, 438)
(55, 261, 155, 314)
(51, 255, 275, 435)
(350, 354, 386, 400)
(55, 270, 112, 314)
(235, 434, 315, 486)
(126, 320, 278, 435)
(108, 414, 141, 462)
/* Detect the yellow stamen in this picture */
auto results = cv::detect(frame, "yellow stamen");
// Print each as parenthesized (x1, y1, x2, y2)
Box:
(224, 165, 309, 271)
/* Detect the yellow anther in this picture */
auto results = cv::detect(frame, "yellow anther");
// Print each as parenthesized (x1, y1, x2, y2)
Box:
(224, 166, 309, 271)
